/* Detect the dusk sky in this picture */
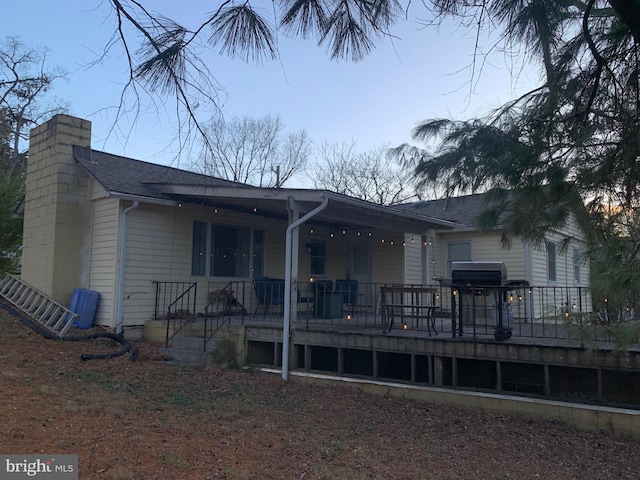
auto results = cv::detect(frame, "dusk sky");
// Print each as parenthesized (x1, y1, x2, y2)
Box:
(6, 1, 540, 185)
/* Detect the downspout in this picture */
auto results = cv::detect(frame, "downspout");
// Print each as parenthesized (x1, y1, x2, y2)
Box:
(116, 201, 139, 335)
(282, 196, 329, 380)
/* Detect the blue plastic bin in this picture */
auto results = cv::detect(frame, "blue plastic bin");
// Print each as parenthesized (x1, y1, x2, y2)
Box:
(68, 288, 100, 329)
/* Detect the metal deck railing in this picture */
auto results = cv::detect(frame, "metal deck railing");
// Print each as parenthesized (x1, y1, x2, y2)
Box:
(154, 279, 639, 350)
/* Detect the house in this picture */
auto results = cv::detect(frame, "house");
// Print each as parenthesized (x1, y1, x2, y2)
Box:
(19, 115, 459, 338)
(19, 115, 640, 411)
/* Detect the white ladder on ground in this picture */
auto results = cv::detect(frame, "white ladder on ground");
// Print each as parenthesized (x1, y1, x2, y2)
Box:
(0, 274, 78, 337)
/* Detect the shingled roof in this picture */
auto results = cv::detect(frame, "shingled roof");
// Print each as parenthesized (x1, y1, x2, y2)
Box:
(397, 192, 512, 229)
(73, 146, 248, 202)
(70, 145, 462, 232)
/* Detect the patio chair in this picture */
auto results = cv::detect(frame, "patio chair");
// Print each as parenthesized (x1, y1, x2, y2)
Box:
(253, 277, 285, 319)
(334, 279, 358, 317)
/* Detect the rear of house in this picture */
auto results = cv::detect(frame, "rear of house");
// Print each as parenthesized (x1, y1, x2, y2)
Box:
(20, 115, 456, 338)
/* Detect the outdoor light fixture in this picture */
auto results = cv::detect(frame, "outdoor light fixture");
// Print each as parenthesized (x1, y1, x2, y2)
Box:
(346, 314, 352, 321)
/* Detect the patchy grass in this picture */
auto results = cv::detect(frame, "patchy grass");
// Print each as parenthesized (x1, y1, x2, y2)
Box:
(1, 304, 639, 479)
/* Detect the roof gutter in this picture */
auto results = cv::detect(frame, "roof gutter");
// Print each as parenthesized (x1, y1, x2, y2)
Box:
(282, 196, 329, 381)
(116, 201, 139, 335)
(321, 191, 462, 230)
(106, 192, 177, 207)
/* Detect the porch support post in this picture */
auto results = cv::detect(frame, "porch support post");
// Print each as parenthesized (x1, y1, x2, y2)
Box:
(288, 198, 301, 326)
(282, 196, 329, 381)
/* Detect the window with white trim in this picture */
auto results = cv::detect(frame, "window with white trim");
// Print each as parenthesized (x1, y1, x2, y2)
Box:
(191, 221, 264, 278)
(309, 240, 326, 277)
(447, 241, 472, 277)
(546, 240, 557, 282)
(573, 248, 582, 284)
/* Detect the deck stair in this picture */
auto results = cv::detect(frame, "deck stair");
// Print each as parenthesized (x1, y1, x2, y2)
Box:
(0, 274, 78, 338)
(159, 336, 221, 367)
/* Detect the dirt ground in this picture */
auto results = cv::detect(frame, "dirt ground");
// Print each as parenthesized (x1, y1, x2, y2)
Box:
(1, 305, 639, 480)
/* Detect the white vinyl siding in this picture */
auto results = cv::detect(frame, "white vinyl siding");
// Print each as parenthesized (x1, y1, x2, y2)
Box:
(122, 204, 192, 326)
(88, 198, 119, 326)
(116, 202, 290, 326)
(435, 231, 531, 283)
(403, 233, 423, 285)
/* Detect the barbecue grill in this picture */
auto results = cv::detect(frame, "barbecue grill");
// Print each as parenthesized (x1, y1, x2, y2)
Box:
(451, 261, 512, 341)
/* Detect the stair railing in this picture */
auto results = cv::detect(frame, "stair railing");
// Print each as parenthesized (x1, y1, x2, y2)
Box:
(160, 282, 198, 347)
(203, 281, 249, 351)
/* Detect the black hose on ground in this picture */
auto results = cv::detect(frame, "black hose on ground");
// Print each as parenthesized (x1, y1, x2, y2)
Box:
(0, 301, 139, 361)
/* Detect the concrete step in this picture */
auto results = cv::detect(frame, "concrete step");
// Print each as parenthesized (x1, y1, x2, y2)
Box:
(172, 336, 221, 352)
(160, 336, 221, 367)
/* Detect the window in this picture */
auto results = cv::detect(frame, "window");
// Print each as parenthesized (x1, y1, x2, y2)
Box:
(191, 222, 264, 278)
(309, 241, 326, 276)
(191, 221, 207, 276)
(210, 224, 250, 277)
(573, 248, 582, 284)
(447, 241, 472, 277)
(546, 240, 557, 282)
(253, 230, 264, 278)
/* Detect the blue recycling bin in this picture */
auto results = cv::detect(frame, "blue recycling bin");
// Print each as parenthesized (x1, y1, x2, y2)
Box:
(68, 288, 100, 329)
